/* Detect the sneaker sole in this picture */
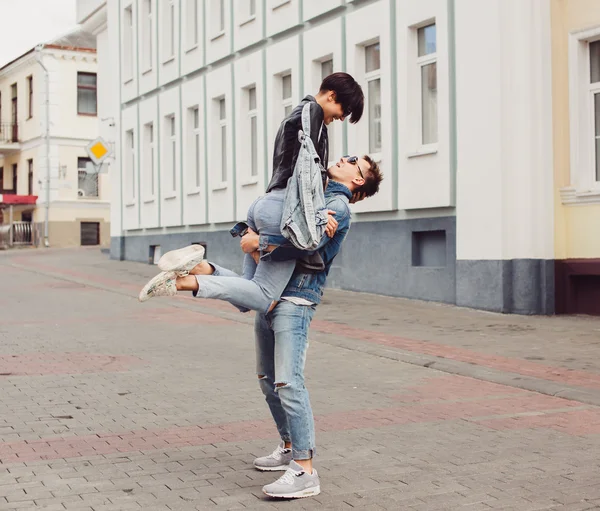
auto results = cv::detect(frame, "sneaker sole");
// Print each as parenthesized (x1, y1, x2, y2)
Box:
(253, 464, 290, 472)
(263, 485, 321, 499)
(158, 245, 205, 273)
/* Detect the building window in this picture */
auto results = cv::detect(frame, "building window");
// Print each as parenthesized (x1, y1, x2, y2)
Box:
(211, 0, 225, 36)
(249, 0, 256, 17)
(27, 76, 33, 119)
(591, 40, 600, 182)
(142, 0, 153, 71)
(143, 123, 155, 197)
(27, 159, 33, 195)
(165, 115, 177, 192)
(77, 72, 97, 115)
(123, 5, 134, 81)
(187, 107, 201, 189)
(11, 163, 17, 193)
(365, 42, 381, 153)
(125, 130, 135, 200)
(78, 157, 98, 198)
(163, 0, 175, 60)
(218, 98, 227, 182)
(321, 58, 335, 163)
(281, 73, 292, 118)
(186, 0, 199, 49)
(248, 86, 258, 177)
(418, 23, 437, 145)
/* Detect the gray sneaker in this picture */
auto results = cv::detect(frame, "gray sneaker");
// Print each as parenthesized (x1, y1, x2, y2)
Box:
(262, 460, 320, 499)
(253, 441, 292, 472)
(157, 244, 205, 276)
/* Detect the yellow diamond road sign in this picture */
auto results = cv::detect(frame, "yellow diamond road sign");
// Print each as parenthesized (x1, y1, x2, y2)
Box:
(85, 137, 111, 165)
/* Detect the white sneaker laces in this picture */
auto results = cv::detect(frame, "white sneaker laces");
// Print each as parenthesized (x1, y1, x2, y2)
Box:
(276, 467, 302, 486)
(268, 444, 287, 460)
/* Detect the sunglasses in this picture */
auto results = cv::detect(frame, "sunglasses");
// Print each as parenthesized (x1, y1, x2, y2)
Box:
(343, 155, 364, 179)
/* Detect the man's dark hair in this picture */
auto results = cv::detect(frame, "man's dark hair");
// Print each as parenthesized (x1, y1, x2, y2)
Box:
(359, 155, 383, 197)
(319, 72, 364, 124)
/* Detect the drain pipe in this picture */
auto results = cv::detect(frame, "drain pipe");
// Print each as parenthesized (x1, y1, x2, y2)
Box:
(35, 45, 50, 247)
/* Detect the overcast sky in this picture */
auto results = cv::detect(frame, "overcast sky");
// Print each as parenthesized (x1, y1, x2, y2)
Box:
(0, 0, 77, 68)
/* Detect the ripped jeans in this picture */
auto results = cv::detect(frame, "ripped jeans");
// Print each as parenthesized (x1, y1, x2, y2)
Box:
(255, 300, 316, 460)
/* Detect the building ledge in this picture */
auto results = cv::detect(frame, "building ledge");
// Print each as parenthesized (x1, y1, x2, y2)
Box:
(560, 186, 600, 205)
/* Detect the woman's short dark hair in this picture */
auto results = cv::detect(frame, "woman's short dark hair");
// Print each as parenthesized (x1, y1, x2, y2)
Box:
(319, 72, 364, 124)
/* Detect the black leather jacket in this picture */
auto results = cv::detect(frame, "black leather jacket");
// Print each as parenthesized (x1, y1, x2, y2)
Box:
(265, 95, 329, 192)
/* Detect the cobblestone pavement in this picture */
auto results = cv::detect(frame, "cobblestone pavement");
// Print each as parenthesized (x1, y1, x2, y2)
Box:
(0, 247, 600, 510)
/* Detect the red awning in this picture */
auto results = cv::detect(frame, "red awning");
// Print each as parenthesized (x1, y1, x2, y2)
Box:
(0, 194, 38, 206)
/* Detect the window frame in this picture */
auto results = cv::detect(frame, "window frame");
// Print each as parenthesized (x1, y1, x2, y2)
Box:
(247, 86, 258, 180)
(142, 0, 153, 72)
(123, 5, 134, 82)
(77, 156, 99, 199)
(217, 98, 228, 185)
(125, 130, 136, 202)
(416, 23, 438, 148)
(565, 25, 600, 204)
(77, 72, 98, 116)
(281, 72, 293, 119)
(364, 41, 382, 157)
(143, 122, 155, 200)
(27, 75, 33, 120)
(187, 106, 202, 193)
(186, 0, 199, 50)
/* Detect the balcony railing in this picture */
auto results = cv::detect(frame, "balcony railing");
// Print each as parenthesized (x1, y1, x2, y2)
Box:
(0, 122, 19, 144)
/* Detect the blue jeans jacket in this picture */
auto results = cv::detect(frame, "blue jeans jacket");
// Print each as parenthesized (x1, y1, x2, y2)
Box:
(279, 180, 352, 304)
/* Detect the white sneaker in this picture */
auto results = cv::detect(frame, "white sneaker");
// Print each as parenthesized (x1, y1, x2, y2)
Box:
(253, 441, 293, 472)
(262, 460, 320, 499)
(138, 271, 177, 302)
(158, 245, 205, 276)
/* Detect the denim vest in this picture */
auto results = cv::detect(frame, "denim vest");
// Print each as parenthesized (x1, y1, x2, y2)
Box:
(281, 181, 353, 304)
(279, 102, 329, 250)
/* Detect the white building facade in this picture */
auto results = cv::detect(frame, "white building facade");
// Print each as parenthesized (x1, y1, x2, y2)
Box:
(78, 0, 555, 314)
(0, 30, 110, 247)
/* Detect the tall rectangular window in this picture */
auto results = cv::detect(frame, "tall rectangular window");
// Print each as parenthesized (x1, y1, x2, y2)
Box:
(123, 5, 134, 80)
(248, 86, 258, 177)
(282, 73, 292, 118)
(142, 0, 153, 71)
(591, 40, 600, 181)
(78, 157, 98, 198)
(186, 0, 199, 49)
(143, 123, 155, 197)
(77, 72, 97, 115)
(12, 163, 17, 192)
(219, 0, 225, 32)
(189, 107, 201, 188)
(321, 59, 335, 163)
(163, 0, 175, 60)
(27, 76, 33, 119)
(365, 42, 381, 153)
(418, 23, 437, 145)
(126, 130, 135, 200)
(166, 115, 176, 192)
(219, 98, 227, 182)
(249, 0, 256, 17)
(27, 159, 33, 195)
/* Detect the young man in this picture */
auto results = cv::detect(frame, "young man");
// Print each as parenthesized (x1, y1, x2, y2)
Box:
(185, 156, 383, 498)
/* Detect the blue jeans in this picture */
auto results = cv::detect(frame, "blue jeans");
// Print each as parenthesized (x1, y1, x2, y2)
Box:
(255, 300, 316, 460)
(194, 189, 296, 314)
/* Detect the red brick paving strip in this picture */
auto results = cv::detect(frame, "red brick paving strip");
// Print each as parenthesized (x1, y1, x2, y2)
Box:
(0, 353, 144, 376)
(0, 376, 595, 465)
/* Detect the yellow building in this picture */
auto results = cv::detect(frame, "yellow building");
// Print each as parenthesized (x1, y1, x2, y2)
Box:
(0, 29, 110, 248)
(552, 0, 600, 314)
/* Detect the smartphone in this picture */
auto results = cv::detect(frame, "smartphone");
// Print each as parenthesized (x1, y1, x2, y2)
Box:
(230, 221, 249, 237)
